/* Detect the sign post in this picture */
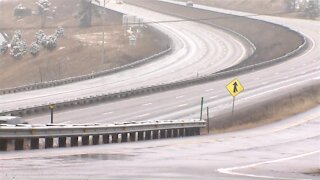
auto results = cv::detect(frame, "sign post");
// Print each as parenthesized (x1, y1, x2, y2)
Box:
(226, 79, 244, 115)
(200, 97, 204, 120)
(232, 97, 236, 114)
(206, 106, 210, 134)
(49, 104, 55, 124)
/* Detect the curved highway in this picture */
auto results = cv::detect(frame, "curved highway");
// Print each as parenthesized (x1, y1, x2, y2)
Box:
(23, 3, 320, 125)
(0, 2, 250, 112)
(0, 1, 319, 179)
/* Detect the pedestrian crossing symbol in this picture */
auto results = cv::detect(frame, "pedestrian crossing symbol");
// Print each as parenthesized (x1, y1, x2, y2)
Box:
(226, 79, 244, 97)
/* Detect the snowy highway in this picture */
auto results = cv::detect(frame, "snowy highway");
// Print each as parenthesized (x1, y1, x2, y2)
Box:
(0, 1, 320, 179)
(0, 2, 250, 112)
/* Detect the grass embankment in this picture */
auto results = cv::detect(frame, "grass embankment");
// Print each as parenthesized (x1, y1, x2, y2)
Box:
(211, 84, 320, 133)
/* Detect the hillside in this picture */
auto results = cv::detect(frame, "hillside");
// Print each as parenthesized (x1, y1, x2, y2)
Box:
(0, 0, 169, 88)
(180, 0, 319, 19)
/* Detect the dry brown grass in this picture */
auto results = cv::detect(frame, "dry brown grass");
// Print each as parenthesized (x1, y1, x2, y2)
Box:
(304, 169, 320, 176)
(0, 0, 168, 88)
(175, 0, 319, 19)
(210, 84, 320, 133)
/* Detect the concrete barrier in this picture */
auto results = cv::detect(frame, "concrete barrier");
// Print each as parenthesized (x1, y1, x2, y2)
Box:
(0, 119, 206, 151)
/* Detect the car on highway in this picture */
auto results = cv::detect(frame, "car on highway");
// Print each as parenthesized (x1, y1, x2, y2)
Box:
(0, 116, 25, 125)
(115, 0, 123, 4)
(186, 1, 194, 7)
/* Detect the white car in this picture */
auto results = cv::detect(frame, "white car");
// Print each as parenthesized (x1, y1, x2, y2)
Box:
(0, 116, 23, 125)
(116, 0, 123, 4)
(186, 1, 194, 7)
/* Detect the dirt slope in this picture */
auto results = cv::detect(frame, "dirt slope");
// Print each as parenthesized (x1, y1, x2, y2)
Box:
(177, 0, 319, 19)
(0, 0, 169, 88)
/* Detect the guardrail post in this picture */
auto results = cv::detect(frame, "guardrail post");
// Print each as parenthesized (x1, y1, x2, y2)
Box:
(150, 131, 154, 140)
(103, 134, 110, 144)
(0, 139, 8, 151)
(15, 138, 24, 150)
(45, 137, 54, 148)
(98, 135, 103, 144)
(71, 136, 78, 147)
(93, 135, 99, 145)
(59, 137, 67, 147)
(31, 138, 40, 150)
(82, 136, 90, 146)
(143, 131, 147, 140)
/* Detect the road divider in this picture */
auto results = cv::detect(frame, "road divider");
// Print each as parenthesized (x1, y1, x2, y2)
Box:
(0, 43, 172, 95)
(0, 119, 206, 151)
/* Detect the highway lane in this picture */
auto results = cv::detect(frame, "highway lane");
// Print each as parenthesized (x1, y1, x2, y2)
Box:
(24, 63, 320, 124)
(1, 104, 319, 179)
(0, 2, 250, 112)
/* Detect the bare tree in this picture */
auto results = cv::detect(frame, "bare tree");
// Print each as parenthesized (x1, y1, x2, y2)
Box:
(77, 0, 100, 27)
(35, 0, 51, 28)
(304, 0, 320, 18)
(285, 0, 296, 11)
(10, 31, 27, 59)
(34, 27, 64, 51)
(29, 42, 40, 56)
(0, 41, 8, 55)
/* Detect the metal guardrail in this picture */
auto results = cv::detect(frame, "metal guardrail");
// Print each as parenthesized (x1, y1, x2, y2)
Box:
(0, 46, 172, 95)
(0, 119, 205, 138)
(0, 119, 207, 151)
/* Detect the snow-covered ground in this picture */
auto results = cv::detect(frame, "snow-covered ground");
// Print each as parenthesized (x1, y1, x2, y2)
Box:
(0, 0, 7, 44)
(0, 33, 4, 44)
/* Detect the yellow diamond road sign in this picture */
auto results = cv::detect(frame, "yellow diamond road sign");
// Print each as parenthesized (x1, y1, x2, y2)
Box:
(226, 79, 244, 97)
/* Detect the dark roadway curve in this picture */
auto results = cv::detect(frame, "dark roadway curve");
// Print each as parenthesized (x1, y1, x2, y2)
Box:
(125, 0, 306, 71)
